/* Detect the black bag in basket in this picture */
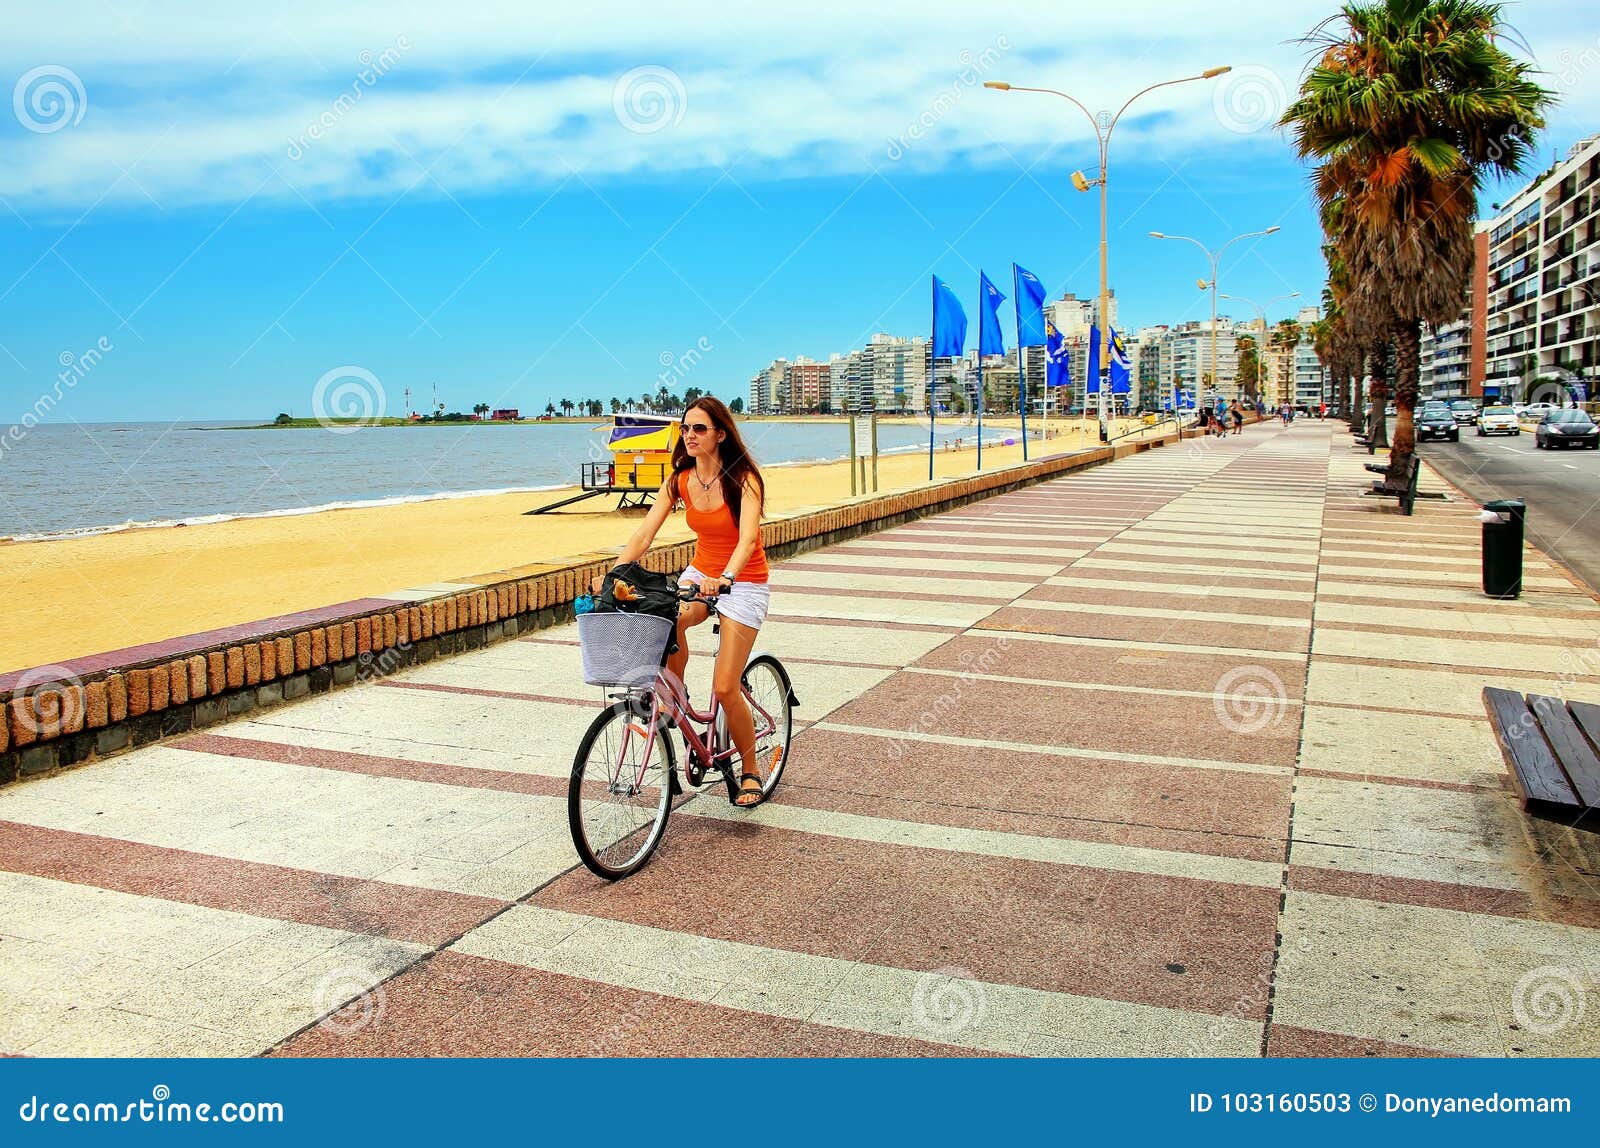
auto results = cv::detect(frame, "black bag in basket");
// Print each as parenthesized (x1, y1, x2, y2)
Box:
(596, 562, 681, 655)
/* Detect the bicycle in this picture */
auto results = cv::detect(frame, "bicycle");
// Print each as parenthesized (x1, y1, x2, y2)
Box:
(568, 582, 799, 880)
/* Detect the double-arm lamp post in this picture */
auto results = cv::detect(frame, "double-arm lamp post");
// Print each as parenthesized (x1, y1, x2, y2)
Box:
(984, 67, 1230, 432)
(1149, 227, 1280, 408)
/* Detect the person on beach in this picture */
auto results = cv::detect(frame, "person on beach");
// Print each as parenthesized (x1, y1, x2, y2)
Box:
(598, 396, 772, 807)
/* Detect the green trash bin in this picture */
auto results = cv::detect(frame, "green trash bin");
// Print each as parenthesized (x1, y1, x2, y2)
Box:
(1481, 499, 1525, 599)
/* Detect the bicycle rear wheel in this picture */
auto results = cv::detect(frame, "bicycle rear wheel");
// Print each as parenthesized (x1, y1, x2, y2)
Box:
(568, 699, 677, 880)
(741, 655, 794, 800)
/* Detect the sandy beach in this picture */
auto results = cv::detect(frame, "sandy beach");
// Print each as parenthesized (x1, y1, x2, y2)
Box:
(0, 417, 1136, 672)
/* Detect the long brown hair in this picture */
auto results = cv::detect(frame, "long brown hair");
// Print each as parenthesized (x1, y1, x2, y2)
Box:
(671, 396, 764, 525)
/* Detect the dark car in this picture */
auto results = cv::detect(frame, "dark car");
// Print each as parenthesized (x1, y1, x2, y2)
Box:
(1449, 399, 1479, 426)
(1535, 409, 1600, 450)
(1417, 404, 1459, 442)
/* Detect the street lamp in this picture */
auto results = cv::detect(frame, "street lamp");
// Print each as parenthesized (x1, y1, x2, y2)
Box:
(986, 66, 1230, 434)
(1220, 291, 1300, 406)
(1150, 227, 1279, 411)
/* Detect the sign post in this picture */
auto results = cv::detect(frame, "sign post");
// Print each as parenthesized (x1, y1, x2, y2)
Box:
(853, 413, 877, 493)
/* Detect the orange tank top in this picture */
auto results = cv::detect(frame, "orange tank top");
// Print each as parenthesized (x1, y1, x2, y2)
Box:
(678, 471, 769, 583)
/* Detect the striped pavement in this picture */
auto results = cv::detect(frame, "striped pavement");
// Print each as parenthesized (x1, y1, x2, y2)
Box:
(5, 420, 1600, 1058)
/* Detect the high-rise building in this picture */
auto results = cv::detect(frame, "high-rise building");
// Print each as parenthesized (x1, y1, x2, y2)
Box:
(1292, 306, 1330, 409)
(1167, 318, 1241, 400)
(786, 358, 831, 412)
(1420, 134, 1600, 402)
(1046, 289, 1117, 339)
(748, 359, 785, 414)
(1134, 325, 1171, 409)
(1420, 318, 1472, 400)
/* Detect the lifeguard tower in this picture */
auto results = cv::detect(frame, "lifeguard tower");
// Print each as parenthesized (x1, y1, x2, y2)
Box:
(526, 413, 681, 514)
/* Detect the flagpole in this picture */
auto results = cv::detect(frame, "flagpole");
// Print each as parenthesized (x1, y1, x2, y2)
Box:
(929, 278, 936, 482)
(975, 279, 983, 472)
(976, 350, 984, 471)
(1014, 272, 1029, 462)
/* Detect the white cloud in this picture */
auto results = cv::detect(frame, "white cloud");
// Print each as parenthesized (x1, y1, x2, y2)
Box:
(2, 0, 1595, 211)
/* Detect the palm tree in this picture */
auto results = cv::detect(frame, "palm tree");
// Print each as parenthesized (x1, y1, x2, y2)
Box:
(609, 397, 622, 414)
(1283, 0, 1553, 469)
(1236, 336, 1261, 403)
(473, 402, 490, 420)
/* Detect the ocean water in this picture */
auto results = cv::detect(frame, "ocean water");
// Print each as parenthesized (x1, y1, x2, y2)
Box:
(0, 418, 1026, 540)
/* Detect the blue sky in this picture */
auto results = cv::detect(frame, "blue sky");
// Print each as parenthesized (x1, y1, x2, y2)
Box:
(2, 0, 1596, 421)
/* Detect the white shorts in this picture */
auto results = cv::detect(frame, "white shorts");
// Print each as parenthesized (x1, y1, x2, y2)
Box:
(682, 564, 771, 631)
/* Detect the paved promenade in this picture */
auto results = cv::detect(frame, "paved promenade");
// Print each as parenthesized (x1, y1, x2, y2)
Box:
(4, 421, 1600, 1057)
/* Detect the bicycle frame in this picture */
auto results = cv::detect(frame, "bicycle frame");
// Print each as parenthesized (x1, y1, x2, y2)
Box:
(611, 665, 780, 798)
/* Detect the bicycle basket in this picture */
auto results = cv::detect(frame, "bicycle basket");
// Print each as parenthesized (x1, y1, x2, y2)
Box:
(577, 610, 674, 687)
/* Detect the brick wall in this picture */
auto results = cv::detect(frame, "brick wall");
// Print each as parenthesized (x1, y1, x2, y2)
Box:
(0, 431, 1188, 788)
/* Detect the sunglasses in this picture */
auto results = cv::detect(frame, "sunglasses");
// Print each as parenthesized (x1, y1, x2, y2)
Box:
(680, 422, 715, 435)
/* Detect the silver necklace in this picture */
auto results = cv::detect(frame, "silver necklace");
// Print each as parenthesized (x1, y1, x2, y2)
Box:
(694, 466, 722, 492)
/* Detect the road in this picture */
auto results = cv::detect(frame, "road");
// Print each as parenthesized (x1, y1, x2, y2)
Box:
(1410, 420, 1600, 594)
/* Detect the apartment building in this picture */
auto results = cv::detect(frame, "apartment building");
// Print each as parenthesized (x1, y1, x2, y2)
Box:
(1420, 134, 1600, 402)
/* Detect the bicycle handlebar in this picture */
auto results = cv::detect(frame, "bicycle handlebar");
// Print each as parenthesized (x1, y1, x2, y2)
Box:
(677, 582, 723, 602)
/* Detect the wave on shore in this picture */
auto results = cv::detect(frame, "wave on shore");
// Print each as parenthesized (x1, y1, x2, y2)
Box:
(0, 484, 574, 544)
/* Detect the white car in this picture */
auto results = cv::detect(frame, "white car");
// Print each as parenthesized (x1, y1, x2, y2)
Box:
(1477, 405, 1520, 435)
(1523, 402, 1561, 421)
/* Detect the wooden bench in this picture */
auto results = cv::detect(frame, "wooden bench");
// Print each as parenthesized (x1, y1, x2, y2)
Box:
(1483, 687, 1600, 827)
(1362, 453, 1419, 515)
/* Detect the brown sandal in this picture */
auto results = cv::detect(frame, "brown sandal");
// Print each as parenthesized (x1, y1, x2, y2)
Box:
(733, 771, 764, 807)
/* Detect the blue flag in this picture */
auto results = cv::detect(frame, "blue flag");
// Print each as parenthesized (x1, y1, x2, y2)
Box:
(1086, 324, 1101, 394)
(1012, 264, 1047, 347)
(1109, 328, 1132, 394)
(1045, 321, 1071, 388)
(978, 272, 1006, 357)
(931, 276, 967, 359)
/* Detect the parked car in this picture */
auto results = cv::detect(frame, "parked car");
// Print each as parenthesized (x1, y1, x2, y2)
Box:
(1384, 403, 1396, 415)
(1449, 399, 1479, 425)
(1417, 404, 1459, 442)
(1522, 402, 1560, 421)
(1477, 405, 1520, 436)
(1535, 409, 1600, 449)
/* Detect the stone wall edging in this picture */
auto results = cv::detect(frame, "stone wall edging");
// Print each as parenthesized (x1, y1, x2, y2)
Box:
(0, 430, 1180, 787)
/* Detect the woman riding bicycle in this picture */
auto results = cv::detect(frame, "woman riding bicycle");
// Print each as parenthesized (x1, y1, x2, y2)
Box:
(597, 396, 771, 807)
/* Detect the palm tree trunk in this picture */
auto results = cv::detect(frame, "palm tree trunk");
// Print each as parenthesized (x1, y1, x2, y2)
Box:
(1389, 319, 1420, 470)
(1367, 344, 1390, 449)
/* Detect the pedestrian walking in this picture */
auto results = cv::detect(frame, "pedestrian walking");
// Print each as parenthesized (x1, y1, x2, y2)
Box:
(1229, 399, 1244, 435)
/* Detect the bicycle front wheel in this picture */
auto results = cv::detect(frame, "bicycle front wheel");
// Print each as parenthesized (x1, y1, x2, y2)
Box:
(742, 655, 794, 800)
(568, 700, 677, 880)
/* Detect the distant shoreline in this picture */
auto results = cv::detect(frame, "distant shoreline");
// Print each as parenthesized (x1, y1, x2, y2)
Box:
(228, 412, 1070, 430)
